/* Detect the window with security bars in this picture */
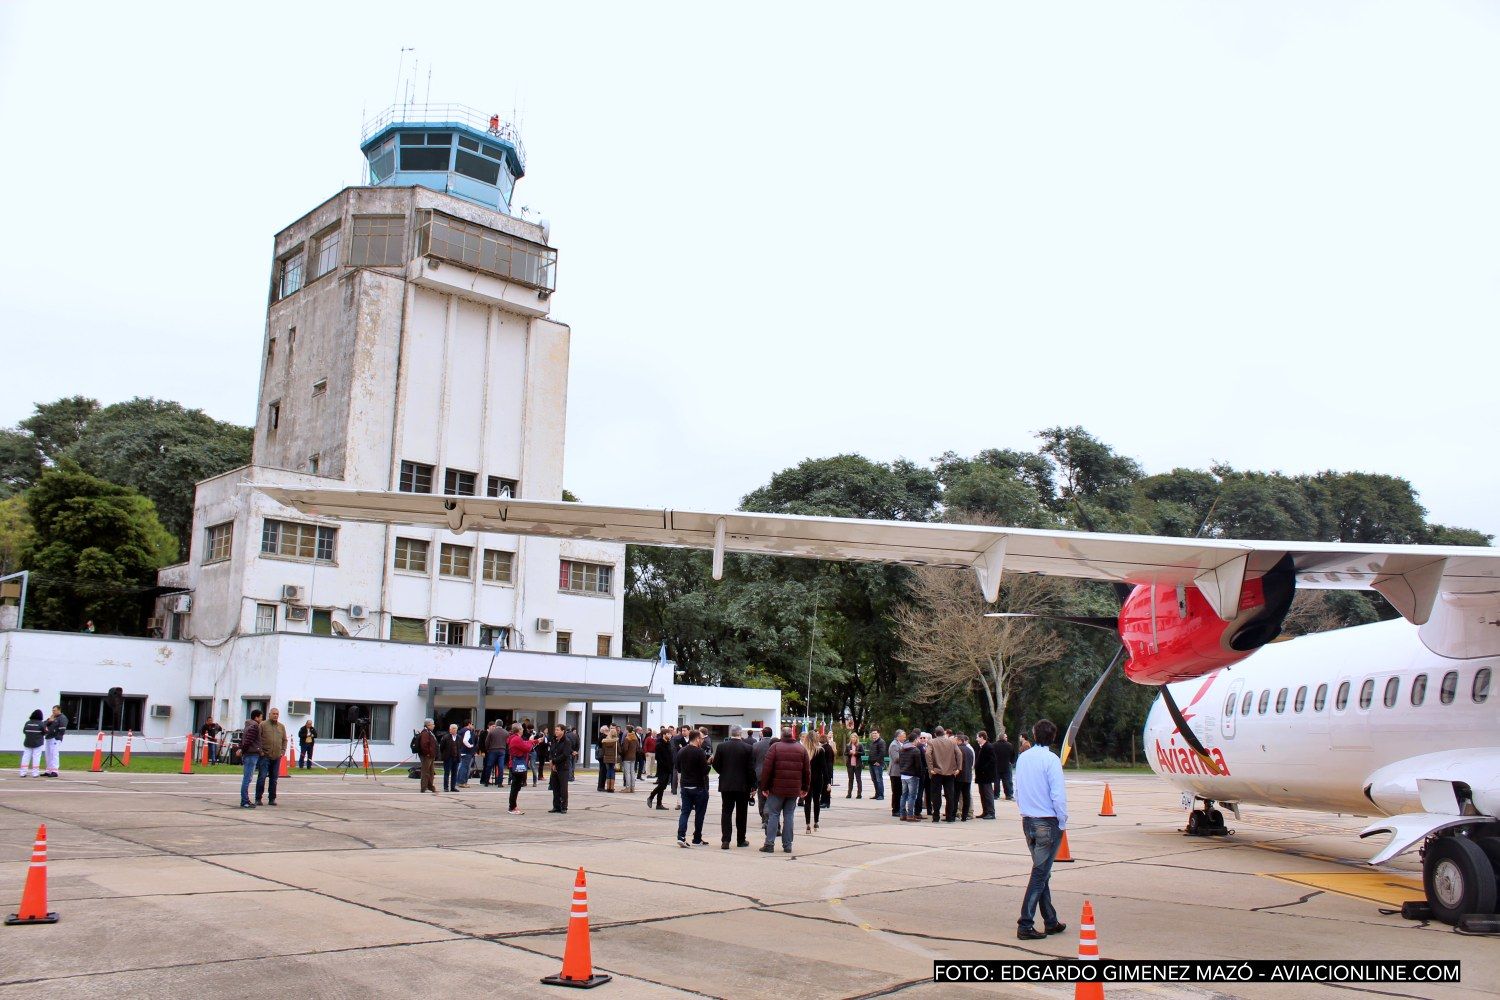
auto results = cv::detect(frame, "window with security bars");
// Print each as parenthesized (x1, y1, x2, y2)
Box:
(487, 476, 518, 498)
(394, 537, 429, 572)
(349, 215, 406, 267)
(312, 225, 341, 278)
(399, 461, 433, 493)
(559, 560, 612, 595)
(434, 621, 467, 645)
(275, 247, 304, 299)
(261, 519, 336, 562)
(482, 550, 514, 584)
(444, 468, 477, 496)
(439, 543, 473, 578)
(204, 522, 233, 564)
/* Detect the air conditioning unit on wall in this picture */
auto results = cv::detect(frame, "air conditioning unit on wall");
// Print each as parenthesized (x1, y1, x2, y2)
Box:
(287, 700, 312, 716)
(281, 584, 304, 603)
(150, 704, 172, 719)
(286, 606, 310, 622)
(535, 617, 554, 633)
(349, 604, 367, 619)
(173, 594, 193, 614)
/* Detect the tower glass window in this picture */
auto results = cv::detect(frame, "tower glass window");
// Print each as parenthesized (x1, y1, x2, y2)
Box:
(399, 461, 433, 494)
(275, 247, 305, 299)
(349, 216, 406, 266)
(312, 225, 341, 277)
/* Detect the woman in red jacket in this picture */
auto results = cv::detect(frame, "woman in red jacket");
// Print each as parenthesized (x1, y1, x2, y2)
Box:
(506, 723, 542, 814)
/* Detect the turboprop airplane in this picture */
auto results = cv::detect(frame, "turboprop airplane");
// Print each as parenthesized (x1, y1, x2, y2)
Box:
(255, 486, 1498, 926)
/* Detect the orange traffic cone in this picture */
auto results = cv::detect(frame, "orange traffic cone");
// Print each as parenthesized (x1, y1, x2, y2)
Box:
(1074, 899, 1102, 1000)
(541, 867, 612, 989)
(1098, 783, 1116, 817)
(279, 743, 289, 778)
(89, 732, 103, 772)
(5, 824, 60, 925)
(1055, 829, 1074, 862)
(122, 731, 133, 768)
(181, 734, 195, 774)
(199, 737, 209, 766)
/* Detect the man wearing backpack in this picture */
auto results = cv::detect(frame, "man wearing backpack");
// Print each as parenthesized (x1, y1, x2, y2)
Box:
(415, 720, 438, 794)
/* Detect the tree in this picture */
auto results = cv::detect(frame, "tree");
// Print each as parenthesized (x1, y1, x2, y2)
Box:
(24, 466, 178, 633)
(893, 566, 1066, 739)
(0, 494, 33, 574)
(20, 396, 98, 463)
(64, 398, 252, 549)
(0, 428, 41, 497)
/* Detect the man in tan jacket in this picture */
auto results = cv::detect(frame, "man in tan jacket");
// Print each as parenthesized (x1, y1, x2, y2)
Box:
(926, 726, 962, 823)
(256, 707, 289, 806)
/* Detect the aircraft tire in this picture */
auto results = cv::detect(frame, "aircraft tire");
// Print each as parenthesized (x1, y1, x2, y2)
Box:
(1476, 837, 1500, 898)
(1206, 808, 1224, 831)
(1423, 835, 1498, 925)
(1186, 811, 1202, 836)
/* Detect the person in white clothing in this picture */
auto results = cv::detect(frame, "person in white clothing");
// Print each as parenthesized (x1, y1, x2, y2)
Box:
(42, 705, 68, 778)
(19, 710, 46, 776)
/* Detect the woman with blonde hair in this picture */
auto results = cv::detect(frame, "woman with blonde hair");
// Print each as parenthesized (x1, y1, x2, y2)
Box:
(844, 731, 863, 799)
(802, 730, 833, 832)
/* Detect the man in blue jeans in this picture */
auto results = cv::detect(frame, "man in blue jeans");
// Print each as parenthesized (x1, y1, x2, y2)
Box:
(866, 728, 886, 801)
(238, 710, 264, 809)
(674, 730, 710, 847)
(758, 726, 811, 855)
(1014, 719, 1068, 939)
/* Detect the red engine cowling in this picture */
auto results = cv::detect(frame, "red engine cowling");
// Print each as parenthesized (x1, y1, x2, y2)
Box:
(1118, 556, 1296, 685)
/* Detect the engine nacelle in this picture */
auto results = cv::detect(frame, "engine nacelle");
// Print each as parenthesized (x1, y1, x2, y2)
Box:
(1118, 556, 1295, 685)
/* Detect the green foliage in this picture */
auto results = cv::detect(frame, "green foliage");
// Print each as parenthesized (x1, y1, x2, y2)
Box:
(0, 429, 41, 497)
(62, 398, 251, 550)
(20, 396, 98, 463)
(23, 466, 178, 633)
(0, 494, 34, 574)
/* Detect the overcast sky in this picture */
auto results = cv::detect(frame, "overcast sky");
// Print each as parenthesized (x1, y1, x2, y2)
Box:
(2, 2, 1496, 537)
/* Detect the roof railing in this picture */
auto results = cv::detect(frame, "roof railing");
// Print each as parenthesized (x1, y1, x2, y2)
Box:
(361, 103, 526, 167)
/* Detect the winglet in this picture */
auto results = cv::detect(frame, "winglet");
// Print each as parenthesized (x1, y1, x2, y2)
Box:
(973, 538, 1008, 603)
(1194, 554, 1249, 622)
(1371, 559, 1447, 626)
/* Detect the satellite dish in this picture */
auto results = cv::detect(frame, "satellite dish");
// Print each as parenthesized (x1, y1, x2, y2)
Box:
(332, 620, 350, 637)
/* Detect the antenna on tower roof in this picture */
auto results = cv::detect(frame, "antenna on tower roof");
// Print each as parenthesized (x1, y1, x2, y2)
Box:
(392, 47, 413, 109)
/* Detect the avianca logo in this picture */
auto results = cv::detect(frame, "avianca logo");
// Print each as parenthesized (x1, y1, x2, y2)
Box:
(1155, 737, 1230, 777)
(1170, 670, 1221, 735)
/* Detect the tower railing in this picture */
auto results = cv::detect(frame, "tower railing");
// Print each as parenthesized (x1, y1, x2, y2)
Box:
(361, 103, 525, 167)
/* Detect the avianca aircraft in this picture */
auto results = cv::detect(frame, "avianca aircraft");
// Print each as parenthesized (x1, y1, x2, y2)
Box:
(257, 486, 1499, 926)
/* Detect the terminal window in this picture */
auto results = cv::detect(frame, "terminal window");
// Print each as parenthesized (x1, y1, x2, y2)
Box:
(560, 560, 613, 596)
(399, 461, 434, 494)
(482, 549, 513, 584)
(434, 620, 467, 645)
(556, 631, 572, 654)
(487, 476, 518, 498)
(315, 701, 392, 742)
(254, 603, 277, 633)
(204, 522, 233, 564)
(390, 616, 425, 643)
(439, 543, 473, 579)
(596, 635, 611, 657)
(61, 692, 145, 734)
(261, 519, 336, 563)
(394, 537, 429, 573)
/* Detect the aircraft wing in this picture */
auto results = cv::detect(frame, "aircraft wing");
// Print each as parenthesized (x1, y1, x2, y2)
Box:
(253, 486, 1499, 625)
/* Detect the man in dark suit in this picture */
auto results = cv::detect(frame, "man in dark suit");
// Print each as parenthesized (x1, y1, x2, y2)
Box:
(975, 731, 999, 819)
(956, 733, 975, 821)
(710, 725, 758, 848)
(548, 724, 573, 813)
(995, 732, 1017, 801)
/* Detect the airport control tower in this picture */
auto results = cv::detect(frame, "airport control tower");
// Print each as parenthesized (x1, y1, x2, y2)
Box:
(159, 102, 626, 672)
(359, 104, 527, 213)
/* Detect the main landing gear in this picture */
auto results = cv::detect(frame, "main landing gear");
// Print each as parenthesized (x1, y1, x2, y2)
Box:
(1184, 796, 1232, 837)
(1412, 827, 1500, 931)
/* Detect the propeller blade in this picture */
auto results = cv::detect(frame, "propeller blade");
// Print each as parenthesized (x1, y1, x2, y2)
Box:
(1160, 683, 1225, 775)
(1060, 647, 1124, 766)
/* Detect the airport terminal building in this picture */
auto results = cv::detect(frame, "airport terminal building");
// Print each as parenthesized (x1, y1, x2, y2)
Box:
(0, 104, 779, 760)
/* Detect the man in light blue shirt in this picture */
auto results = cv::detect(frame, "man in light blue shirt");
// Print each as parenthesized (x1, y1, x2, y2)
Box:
(1013, 718, 1068, 940)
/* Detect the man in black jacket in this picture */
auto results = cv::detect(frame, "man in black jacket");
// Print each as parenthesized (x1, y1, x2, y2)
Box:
(975, 731, 999, 819)
(646, 728, 674, 809)
(710, 726, 757, 849)
(669, 725, 689, 794)
(675, 730, 711, 847)
(956, 733, 975, 821)
(866, 729, 887, 800)
(548, 724, 573, 813)
(995, 732, 1017, 801)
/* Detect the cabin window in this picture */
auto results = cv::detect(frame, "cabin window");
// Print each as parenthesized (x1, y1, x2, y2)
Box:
(1411, 673, 1427, 706)
(1314, 683, 1327, 712)
(1440, 670, 1458, 705)
(1223, 693, 1236, 717)
(1240, 691, 1253, 716)
(1257, 689, 1270, 715)
(1359, 678, 1374, 710)
(1275, 688, 1288, 713)
(1293, 686, 1307, 713)
(1383, 676, 1399, 708)
(1474, 667, 1491, 704)
(1335, 681, 1350, 711)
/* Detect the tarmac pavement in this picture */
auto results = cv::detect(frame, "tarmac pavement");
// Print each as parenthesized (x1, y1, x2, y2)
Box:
(0, 767, 1495, 999)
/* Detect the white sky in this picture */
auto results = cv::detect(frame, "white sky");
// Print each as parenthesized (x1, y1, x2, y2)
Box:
(1, 2, 1496, 537)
